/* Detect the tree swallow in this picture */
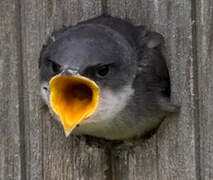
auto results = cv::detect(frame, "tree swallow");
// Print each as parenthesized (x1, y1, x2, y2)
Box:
(39, 15, 178, 140)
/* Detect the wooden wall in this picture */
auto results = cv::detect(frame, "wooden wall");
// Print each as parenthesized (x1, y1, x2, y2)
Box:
(0, 0, 212, 179)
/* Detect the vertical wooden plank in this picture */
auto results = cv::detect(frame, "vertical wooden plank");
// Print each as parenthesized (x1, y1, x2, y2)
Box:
(110, 139, 158, 180)
(107, 0, 198, 179)
(20, 1, 43, 178)
(196, 0, 213, 179)
(0, 0, 23, 180)
(20, 0, 109, 179)
(146, 1, 198, 180)
(107, 2, 159, 180)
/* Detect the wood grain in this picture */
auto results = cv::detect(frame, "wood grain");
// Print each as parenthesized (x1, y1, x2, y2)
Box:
(150, 0, 198, 179)
(196, 0, 213, 179)
(1, 0, 213, 179)
(0, 0, 23, 180)
(20, 0, 108, 179)
(107, 0, 198, 179)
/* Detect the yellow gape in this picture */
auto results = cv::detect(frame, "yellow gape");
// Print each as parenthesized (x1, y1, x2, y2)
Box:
(49, 75, 100, 136)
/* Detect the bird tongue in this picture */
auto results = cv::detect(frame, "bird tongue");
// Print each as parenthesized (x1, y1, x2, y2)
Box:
(49, 75, 100, 136)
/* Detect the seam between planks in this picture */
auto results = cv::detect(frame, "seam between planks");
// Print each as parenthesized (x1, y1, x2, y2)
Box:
(191, 0, 201, 180)
(105, 147, 113, 180)
(15, 0, 27, 179)
(102, 0, 107, 15)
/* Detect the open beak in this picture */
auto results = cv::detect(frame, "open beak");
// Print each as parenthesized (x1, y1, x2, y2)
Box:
(49, 74, 100, 137)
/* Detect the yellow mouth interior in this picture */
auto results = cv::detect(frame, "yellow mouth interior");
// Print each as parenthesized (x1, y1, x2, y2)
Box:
(49, 75, 99, 136)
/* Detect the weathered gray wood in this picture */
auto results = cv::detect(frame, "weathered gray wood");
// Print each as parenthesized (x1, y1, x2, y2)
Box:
(196, 0, 213, 179)
(0, 1, 23, 180)
(1, 0, 212, 179)
(107, 0, 198, 179)
(20, 0, 109, 179)
(148, 1, 198, 179)
(110, 139, 158, 180)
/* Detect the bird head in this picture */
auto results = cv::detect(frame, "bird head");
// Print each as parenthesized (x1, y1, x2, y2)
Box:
(39, 16, 178, 139)
(39, 22, 137, 137)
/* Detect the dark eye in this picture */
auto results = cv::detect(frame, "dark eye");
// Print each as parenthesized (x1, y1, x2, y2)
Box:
(47, 59, 61, 74)
(95, 65, 110, 77)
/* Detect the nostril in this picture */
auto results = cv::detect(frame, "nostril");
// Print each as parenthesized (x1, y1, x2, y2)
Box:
(43, 86, 48, 91)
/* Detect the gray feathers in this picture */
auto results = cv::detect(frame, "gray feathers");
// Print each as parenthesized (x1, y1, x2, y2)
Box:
(39, 15, 178, 140)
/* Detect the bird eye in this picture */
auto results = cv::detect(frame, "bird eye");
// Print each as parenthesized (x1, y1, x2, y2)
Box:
(47, 59, 61, 74)
(95, 65, 110, 77)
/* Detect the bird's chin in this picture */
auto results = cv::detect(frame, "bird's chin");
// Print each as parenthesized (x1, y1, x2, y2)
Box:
(41, 83, 134, 139)
(67, 86, 135, 138)
(78, 85, 134, 124)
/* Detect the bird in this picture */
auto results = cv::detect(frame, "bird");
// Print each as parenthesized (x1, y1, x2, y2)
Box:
(39, 15, 178, 140)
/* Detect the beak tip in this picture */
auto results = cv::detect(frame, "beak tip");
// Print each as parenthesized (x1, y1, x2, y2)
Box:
(64, 129, 72, 137)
